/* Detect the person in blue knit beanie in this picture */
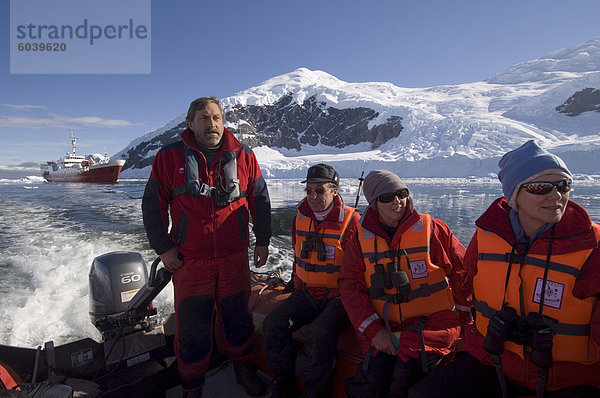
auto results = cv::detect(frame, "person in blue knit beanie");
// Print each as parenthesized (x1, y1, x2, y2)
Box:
(498, 140, 572, 210)
(410, 140, 600, 398)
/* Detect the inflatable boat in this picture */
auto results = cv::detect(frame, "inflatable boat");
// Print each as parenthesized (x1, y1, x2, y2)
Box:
(0, 251, 364, 397)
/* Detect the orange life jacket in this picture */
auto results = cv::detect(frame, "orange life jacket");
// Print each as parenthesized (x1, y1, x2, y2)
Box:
(358, 213, 454, 323)
(473, 226, 600, 364)
(294, 205, 356, 288)
(0, 361, 20, 390)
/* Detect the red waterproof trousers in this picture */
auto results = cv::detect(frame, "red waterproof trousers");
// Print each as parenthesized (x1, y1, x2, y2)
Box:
(173, 250, 255, 391)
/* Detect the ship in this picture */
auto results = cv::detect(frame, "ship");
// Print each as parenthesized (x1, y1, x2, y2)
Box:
(40, 131, 126, 183)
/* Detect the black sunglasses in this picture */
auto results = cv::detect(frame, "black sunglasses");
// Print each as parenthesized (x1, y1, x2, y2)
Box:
(377, 189, 410, 203)
(521, 179, 572, 195)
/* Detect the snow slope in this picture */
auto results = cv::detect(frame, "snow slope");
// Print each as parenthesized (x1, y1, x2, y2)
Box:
(119, 37, 600, 178)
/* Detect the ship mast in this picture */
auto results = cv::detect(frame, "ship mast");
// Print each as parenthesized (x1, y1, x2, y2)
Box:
(68, 129, 77, 155)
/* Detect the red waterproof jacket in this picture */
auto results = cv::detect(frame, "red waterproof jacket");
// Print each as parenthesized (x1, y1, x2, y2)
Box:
(142, 127, 271, 259)
(292, 195, 361, 301)
(464, 197, 600, 391)
(339, 202, 470, 354)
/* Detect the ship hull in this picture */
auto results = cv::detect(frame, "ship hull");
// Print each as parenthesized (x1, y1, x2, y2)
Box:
(41, 161, 125, 183)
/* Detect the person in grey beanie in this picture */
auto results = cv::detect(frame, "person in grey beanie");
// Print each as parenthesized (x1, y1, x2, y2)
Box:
(410, 140, 600, 398)
(338, 169, 471, 397)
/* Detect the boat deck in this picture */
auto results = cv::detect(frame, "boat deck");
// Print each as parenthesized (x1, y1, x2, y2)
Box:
(166, 361, 273, 397)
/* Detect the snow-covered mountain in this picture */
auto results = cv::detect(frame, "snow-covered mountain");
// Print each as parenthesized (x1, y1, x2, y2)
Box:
(118, 37, 600, 179)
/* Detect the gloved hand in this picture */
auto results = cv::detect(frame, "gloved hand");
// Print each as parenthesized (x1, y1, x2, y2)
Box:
(394, 330, 422, 363)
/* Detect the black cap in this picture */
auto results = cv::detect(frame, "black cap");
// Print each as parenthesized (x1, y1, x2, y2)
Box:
(301, 163, 340, 186)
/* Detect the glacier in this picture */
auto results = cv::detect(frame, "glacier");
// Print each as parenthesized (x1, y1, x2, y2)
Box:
(118, 37, 600, 179)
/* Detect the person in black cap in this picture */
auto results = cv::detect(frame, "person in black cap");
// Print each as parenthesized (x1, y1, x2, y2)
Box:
(263, 163, 361, 398)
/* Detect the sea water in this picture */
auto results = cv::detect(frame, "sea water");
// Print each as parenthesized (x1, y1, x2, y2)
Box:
(1, 173, 599, 348)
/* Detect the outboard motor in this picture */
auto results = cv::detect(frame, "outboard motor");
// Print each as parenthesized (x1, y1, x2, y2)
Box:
(89, 251, 154, 340)
(88, 251, 172, 372)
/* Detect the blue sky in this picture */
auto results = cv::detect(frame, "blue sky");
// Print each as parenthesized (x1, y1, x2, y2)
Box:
(1, 0, 599, 166)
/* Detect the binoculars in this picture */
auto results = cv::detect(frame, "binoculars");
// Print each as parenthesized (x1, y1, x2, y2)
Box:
(527, 311, 554, 369)
(483, 304, 518, 356)
(483, 304, 553, 369)
(300, 238, 326, 261)
(369, 262, 411, 299)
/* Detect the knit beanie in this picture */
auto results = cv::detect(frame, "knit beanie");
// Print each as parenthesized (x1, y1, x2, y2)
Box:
(363, 170, 409, 208)
(498, 140, 572, 209)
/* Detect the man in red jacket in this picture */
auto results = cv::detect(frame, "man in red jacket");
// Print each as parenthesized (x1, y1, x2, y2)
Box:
(263, 164, 360, 398)
(142, 97, 271, 397)
(410, 140, 600, 397)
(339, 170, 471, 397)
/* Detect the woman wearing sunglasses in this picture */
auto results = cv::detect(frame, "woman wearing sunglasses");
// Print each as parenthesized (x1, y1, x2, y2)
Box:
(338, 169, 471, 397)
(410, 140, 600, 398)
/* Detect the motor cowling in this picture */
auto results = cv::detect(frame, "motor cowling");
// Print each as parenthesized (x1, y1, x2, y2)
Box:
(89, 251, 149, 339)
